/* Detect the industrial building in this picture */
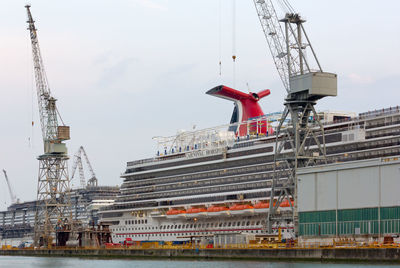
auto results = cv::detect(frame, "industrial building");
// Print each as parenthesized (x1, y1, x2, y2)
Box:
(298, 157, 400, 237)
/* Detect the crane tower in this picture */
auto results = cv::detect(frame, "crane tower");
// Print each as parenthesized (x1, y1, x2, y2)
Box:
(25, 5, 72, 247)
(253, 0, 337, 234)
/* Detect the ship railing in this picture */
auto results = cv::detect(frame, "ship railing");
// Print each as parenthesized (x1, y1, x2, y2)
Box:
(359, 106, 400, 119)
(321, 106, 400, 127)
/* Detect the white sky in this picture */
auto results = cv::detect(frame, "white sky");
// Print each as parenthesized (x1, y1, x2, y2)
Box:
(0, 0, 399, 210)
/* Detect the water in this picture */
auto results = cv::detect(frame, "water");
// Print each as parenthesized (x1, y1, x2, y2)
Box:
(0, 256, 399, 268)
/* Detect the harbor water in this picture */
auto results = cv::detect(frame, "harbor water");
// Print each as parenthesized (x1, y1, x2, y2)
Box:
(0, 256, 400, 268)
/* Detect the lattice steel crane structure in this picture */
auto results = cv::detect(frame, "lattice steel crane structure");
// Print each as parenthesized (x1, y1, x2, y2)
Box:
(71, 146, 98, 188)
(26, 5, 72, 247)
(2, 169, 19, 205)
(253, 0, 337, 234)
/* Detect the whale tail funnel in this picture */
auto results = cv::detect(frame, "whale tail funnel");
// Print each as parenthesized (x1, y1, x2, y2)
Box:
(207, 85, 274, 136)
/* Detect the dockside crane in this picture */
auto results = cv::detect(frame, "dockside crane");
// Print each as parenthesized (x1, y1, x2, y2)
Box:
(25, 5, 72, 247)
(2, 169, 19, 205)
(71, 146, 98, 188)
(253, 0, 337, 234)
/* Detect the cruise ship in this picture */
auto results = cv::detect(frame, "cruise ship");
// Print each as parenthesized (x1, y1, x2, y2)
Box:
(100, 85, 400, 244)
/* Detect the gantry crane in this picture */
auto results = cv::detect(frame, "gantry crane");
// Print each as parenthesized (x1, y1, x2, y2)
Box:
(71, 146, 98, 188)
(2, 169, 19, 205)
(253, 0, 337, 234)
(25, 5, 72, 247)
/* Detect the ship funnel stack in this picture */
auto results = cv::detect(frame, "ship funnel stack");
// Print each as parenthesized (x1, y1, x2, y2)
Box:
(207, 85, 273, 136)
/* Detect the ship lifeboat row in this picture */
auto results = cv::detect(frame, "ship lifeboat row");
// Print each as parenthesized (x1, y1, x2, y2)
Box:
(165, 200, 293, 218)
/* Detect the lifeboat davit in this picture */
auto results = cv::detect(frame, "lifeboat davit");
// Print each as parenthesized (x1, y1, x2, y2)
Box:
(229, 204, 254, 215)
(166, 208, 186, 218)
(254, 201, 269, 214)
(185, 207, 207, 218)
(207, 205, 229, 216)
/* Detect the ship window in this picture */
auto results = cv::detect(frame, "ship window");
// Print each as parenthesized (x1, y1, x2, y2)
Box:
(219, 223, 222, 227)
(232, 222, 236, 227)
(167, 225, 170, 229)
(223, 222, 227, 227)
(178, 225, 181, 229)
(135, 220, 137, 224)
(206, 223, 210, 228)
(190, 224, 193, 228)
(251, 221, 255, 226)
(246, 221, 250, 226)
(242, 221, 246, 226)
(145, 219, 148, 224)
(174, 225, 177, 229)
(256, 221, 260, 225)
(228, 222, 232, 227)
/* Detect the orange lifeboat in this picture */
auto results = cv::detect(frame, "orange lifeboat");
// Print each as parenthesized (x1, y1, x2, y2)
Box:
(229, 204, 254, 215)
(185, 207, 207, 218)
(207, 206, 229, 213)
(254, 201, 269, 214)
(254, 202, 269, 209)
(280, 200, 294, 209)
(166, 208, 186, 218)
(207, 205, 229, 216)
(186, 207, 207, 214)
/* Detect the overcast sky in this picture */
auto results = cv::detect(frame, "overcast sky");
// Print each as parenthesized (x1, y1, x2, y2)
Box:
(0, 0, 399, 210)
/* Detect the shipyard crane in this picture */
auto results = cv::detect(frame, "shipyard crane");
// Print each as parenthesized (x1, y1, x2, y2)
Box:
(25, 5, 72, 247)
(2, 169, 19, 204)
(71, 146, 98, 188)
(253, 0, 337, 234)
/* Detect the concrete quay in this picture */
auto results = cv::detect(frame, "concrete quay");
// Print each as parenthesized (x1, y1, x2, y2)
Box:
(2, 248, 400, 262)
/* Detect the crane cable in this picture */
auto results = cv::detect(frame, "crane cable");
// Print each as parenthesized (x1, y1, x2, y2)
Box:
(27, 33, 34, 148)
(232, 0, 236, 88)
(277, 0, 295, 14)
(218, 0, 222, 76)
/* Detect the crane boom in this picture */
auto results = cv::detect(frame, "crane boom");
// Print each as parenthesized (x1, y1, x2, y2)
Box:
(71, 146, 98, 188)
(80, 147, 97, 186)
(26, 6, 57, 144)
(253, 0, 292, 92)
(2, 169, 18, 204)
(26, 5, 69, 154)
(253, 0, 327, 94)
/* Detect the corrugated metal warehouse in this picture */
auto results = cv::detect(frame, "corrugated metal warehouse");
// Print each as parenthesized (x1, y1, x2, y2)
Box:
(298, 157, 400, 237)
